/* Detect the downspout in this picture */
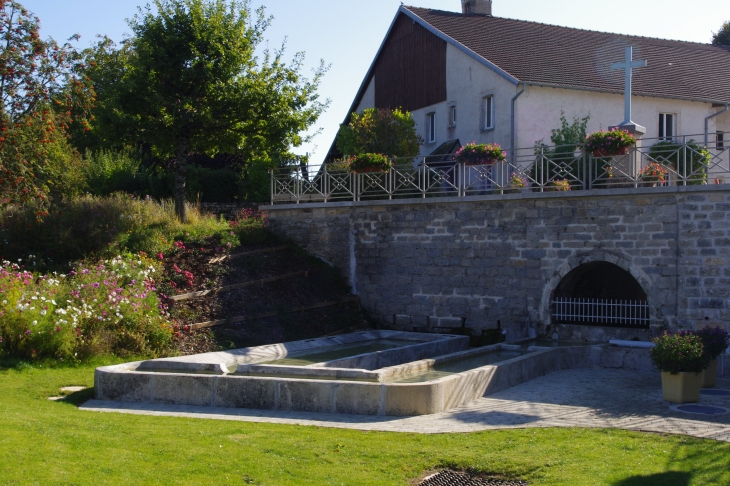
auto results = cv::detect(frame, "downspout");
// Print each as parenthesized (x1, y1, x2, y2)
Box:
(705, 103, 729, 145)
(511, 83, 527, 162)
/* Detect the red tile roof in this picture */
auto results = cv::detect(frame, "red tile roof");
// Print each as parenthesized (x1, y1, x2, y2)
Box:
(403, 6, 730, 103)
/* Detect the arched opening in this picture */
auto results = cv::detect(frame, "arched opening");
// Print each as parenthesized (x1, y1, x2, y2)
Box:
(552, 262, 649, 328)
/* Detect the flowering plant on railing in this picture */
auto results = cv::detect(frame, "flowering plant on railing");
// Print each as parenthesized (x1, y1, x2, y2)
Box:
(348, 153, 392, 173)
(509, 172, 529, 188)
(639, 162, 669, 183)
(650, 331, 709, 374)
(548, 179, 572, 191)
(584, 129, 636, 156)
(455, 143, 506, 166)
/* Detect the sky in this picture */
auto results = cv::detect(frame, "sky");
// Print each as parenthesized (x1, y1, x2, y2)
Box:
(23, 0, 730, 163)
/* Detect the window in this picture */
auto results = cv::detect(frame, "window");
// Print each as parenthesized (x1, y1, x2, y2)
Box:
(449, 105, 457, 127)
(659, 113, 674, 140)
(427, 112, 436, 143)
(717, 131, 725, 150)
(483, 95, 494, 130)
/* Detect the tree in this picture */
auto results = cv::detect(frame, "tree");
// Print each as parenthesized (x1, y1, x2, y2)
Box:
(336, 108, 422, 158)
(0, 1, 92, 211)
(712, 21, 730, 47)
(108, 0, 327, 221)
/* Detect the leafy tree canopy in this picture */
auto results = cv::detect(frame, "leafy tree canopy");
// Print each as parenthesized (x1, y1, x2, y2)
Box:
(79, 0, 328, 219)
(336, 108, 422, 158)
(0, 0, 92, 212)
(712, 20, 730, 46)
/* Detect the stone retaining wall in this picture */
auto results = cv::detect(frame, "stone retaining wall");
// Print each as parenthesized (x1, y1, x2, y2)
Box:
(263, 186, 730, 341)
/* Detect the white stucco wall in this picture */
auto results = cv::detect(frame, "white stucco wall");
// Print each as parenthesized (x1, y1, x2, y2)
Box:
(514, 86, 720, 150)
(355, 77, 375, 114)
(409, 44, 517, 158)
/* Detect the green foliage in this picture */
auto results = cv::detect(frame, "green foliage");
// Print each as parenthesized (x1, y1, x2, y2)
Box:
(712, 20, 730, 46)
(82, 0, 328, 220)
(694, 327, 730, 360)
(650, 332, 708, 374)
(0, 254, 173, 360)
(336, 108, 421, 157)
(0, 194, 234, 270)
(648, 140, 710, 185)
(82, 148, 142, 195)
(348, 153, 392, 172)
(0, 2, 93, 209)
(530, 113, 590, 187)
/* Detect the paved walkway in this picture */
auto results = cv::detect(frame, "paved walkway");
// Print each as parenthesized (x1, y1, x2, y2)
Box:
(80, 368, 730, 442)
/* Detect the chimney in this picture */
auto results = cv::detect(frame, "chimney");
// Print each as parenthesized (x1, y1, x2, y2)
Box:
(461, 0, 492, 15)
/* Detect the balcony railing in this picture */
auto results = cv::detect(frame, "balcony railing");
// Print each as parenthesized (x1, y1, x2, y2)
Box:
(270, 134, 730, 204)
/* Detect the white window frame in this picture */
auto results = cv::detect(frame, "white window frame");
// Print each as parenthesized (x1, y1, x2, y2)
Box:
(659, 113, 675, 141)
(448, 105, 457, 127)
(427, 112, 436, 143)
(482, 95, 495, 131)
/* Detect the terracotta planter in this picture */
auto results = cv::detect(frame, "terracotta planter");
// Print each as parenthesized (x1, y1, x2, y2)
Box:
(702, 359, 719, 388)
(592, 146, 630, 157)
(661, 371, 702, 403)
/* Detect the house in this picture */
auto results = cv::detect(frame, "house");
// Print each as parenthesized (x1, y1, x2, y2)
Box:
(328, 0, 730, 163)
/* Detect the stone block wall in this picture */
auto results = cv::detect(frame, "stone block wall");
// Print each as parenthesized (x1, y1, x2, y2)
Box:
(263, 186, 730, 342)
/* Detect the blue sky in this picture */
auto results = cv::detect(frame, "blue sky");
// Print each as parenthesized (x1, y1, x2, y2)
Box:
(24, 0, 730, 163)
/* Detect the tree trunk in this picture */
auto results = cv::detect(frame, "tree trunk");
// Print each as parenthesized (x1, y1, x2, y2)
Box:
(175, 138, 188, 223)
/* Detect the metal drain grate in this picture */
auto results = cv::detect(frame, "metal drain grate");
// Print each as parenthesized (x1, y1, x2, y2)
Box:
(418, 470, 528, 486)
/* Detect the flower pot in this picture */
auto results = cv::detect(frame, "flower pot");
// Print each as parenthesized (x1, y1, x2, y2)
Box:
(463, 158, 496, 166)
(353, 166, 386, 174)
(661, 371, 702, 403)
(702, 359, 719, 388)
(640, 181, 658, 188)
(592, 146, 630, 157)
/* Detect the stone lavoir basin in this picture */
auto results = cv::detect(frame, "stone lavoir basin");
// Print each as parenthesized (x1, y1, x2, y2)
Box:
(95, 330, 644, 416)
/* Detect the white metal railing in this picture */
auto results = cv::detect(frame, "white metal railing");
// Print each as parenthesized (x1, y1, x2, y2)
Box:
(552, 297, 650, 328)
(271, 134, 730, 204)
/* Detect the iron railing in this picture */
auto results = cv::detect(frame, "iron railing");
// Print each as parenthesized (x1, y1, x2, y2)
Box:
(271, 134, 730, 204)
(552, 297, 650, 328)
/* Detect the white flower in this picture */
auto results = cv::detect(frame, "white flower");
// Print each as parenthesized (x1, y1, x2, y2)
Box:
(32, 321, 37, 325)
(40, 310, 47, 316)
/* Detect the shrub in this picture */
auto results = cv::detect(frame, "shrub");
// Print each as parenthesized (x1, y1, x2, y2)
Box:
(348, 153, 392, 173)
(455, 143, 506, 165)
(650, 332, 708, 374)
(0, 194, 235, 271)
(336, 108, 422, 157)
(648, 140, 710, 185)
(228, 208, 270, 245)
(584, 129, 636, 155)
(0, 254, 173, 360)
(694, 327, 730, 360)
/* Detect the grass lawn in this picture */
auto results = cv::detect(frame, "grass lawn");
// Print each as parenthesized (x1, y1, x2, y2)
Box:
(1, 362, 729, 486)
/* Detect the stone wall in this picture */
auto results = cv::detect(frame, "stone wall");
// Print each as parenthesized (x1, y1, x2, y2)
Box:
(263, 185, 730, 342)
(199, 202, 258, 220)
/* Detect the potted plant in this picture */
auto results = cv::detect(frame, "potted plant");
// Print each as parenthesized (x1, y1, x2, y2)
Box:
(348, 153, 392, 173)
(455, 142, 506, 166)
(638, 161, 669, 187)
(695, 326, 730, 388)
(584, 129, 636, 157)
(508, 172, 529, 193)
(650, 331, 709, 403)
(547, 179, 571, 192)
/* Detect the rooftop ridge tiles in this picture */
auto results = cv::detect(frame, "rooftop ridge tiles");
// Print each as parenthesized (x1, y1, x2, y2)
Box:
(402, 5, 726, 50)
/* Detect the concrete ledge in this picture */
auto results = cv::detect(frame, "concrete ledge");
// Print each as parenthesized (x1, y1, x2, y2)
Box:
(262, 183, 730, 211)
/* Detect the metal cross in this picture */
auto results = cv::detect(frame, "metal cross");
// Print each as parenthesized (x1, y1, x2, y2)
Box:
(611, 46, 647, 126)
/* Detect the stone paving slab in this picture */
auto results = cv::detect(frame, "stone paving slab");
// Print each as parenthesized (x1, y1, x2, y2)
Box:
(80, 368, 730, 441)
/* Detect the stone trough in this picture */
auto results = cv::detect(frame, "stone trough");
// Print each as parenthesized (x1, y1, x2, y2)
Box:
(94, 330, 657, 416)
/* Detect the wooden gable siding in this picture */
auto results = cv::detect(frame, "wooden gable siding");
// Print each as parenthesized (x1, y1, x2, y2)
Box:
(373, 14, 447, 112)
